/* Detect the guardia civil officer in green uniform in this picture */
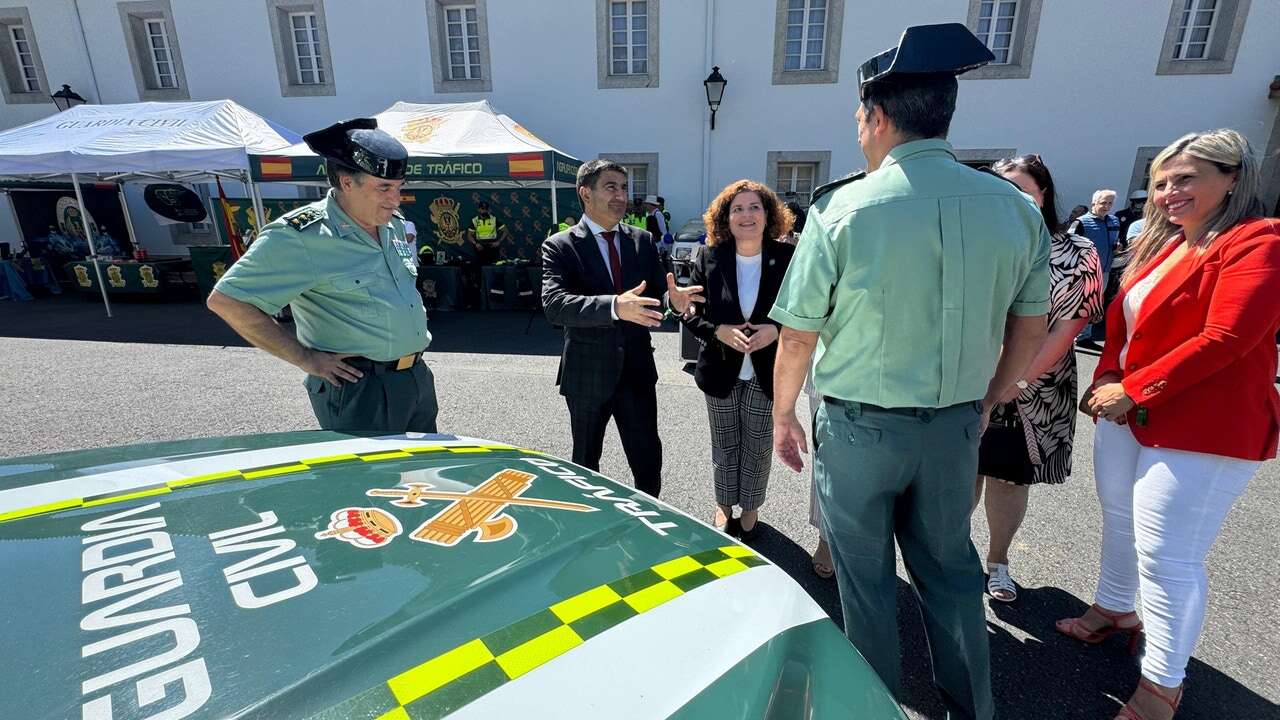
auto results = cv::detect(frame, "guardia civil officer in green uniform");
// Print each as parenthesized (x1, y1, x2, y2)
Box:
(769, 24, 1050, 720)
(208, 118, 438, 434)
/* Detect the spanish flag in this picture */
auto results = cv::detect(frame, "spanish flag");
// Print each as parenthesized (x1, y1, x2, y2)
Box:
(215, 177, 246, 261)
(259, 156, 293, 180)
(507, 153, 544, 179)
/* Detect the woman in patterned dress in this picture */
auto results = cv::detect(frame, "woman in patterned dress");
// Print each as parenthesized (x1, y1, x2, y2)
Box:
(974, 155, 1105, 602)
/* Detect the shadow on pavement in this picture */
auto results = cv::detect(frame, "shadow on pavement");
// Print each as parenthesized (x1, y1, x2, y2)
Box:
(988, 585, 1277, 719)
(744, 538, 1275, 719)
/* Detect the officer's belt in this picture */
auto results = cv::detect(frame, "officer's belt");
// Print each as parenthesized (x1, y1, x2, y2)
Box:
(822, 397, 976, 419)
(348, 352, 423, 373)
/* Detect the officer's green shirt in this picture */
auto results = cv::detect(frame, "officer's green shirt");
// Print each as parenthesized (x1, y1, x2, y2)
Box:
(769, 139, 1051, 408)
(214, 190, 431, 362)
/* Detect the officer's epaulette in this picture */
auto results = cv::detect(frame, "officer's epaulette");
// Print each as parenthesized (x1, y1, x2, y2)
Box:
(810, 170, 868, 205)
(392, 208, 405, 220)
(283, 205, 325, 231)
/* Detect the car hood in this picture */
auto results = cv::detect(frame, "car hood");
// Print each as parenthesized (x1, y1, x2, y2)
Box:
(0, 432, 902, 719)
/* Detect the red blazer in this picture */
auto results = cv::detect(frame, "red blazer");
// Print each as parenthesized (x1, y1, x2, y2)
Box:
(1094, 217, 1280, 460)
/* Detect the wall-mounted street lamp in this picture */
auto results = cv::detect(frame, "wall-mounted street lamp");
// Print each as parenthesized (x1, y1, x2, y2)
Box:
(51, 84, 87, 112)
(703, 66, 727, 130)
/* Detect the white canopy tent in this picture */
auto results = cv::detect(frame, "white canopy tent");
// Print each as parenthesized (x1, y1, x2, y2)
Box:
(0, 100, 299, 316)
(251, 100, 581, 223)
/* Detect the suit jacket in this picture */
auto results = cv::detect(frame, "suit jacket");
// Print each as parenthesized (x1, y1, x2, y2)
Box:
(541, 219, 668, 404)
(682, 239, 795, 399)
(1095, 217, 1280, 460)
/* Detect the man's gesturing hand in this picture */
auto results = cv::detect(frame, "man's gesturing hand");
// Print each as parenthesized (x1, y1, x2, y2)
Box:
(617, 281, 664, 327)
(666, 272, 705, 314)
(302, 350, 363, 385)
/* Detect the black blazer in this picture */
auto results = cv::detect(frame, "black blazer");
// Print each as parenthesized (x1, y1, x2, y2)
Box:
(682, 239, 794, 399)
(541, 219, 668, 405)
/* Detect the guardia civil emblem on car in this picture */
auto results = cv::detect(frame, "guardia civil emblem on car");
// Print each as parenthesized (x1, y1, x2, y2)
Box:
(0, 433, 906, 719)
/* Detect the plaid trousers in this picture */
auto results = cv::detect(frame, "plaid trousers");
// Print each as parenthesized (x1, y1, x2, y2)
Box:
(705, 376, 774, 510)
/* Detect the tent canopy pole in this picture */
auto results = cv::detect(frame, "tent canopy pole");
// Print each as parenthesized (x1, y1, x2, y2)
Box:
(71, 172, 112, 318)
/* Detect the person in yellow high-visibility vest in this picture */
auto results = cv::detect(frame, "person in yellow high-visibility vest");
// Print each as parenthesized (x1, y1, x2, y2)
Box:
(466, 200, 510, 265)
(546, 215, 577, 238)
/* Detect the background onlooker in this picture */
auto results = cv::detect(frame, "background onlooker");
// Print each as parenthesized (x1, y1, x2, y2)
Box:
(975, 154, 1104, 602)
(1071, 189, 1121, 348)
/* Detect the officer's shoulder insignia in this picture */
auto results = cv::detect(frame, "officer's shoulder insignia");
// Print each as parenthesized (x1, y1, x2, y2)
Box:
(392, 208, 406, 220)
(284, 205, 325, 231)
(810, 170, 868, 204)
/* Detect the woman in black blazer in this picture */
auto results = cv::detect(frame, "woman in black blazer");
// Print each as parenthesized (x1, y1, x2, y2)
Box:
(682, 180, 795, 540)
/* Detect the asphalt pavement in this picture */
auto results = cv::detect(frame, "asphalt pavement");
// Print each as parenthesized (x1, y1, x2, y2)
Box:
(1, 294, 1276, 719)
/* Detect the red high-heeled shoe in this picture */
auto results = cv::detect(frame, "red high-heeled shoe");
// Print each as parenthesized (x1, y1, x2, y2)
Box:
(1114, 677, 1183, 720)
(1055, 603, 1144, 655)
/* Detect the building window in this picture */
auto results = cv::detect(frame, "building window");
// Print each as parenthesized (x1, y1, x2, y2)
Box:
(7, 26, 37, 91)
(783, 0, 826, 71)
(766, 151, 830, 206)
(963, 0, 1041, 80)
(0, 7, 48, 105)
(974, 0, 1018, 64)
(1128, 146, 1165, 200)
(443, 5, 481, 80)
(1172, 0, 1218, 60)
(777, 163, 817, 199)
(289, 12, 325, 85)
(144, 19, 178, 89)
(609, 1, 648, 76)
(119, 1, 189, 100)
(595, 0, 658, 89)
(772, 0, 843, 85)
(599, 153, 658, 199)
(1156, 0, 1250, 75)
(427, 0, 492, 93)
(266, 0, 336, 97)
(621, 164, 648, 198)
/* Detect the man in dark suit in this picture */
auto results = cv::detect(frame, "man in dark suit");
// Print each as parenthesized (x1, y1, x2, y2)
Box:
(541, 160, 703, 497)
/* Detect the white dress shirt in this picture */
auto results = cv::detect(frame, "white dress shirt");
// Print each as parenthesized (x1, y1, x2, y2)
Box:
(583, 215, 623, 320)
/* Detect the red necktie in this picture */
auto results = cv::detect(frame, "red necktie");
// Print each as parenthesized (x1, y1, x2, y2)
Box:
(602, 230, 622, 293)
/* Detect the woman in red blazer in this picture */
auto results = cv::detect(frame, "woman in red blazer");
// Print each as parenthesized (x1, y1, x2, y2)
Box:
(1056, 129, 1280, 720)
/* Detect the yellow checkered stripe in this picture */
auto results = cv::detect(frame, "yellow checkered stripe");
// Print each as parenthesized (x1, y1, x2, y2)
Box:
(311, 546, 767, 720)
(0, 444, 524, 524)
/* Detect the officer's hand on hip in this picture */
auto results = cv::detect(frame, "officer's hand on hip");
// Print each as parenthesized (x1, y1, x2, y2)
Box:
(302, 349, 363, 385)
(665, 272, 705, 314)
(772, 411, 808, 472)
(617, 281, 663, 328)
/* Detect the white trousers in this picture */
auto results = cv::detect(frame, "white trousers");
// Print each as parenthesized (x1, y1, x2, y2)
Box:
(1093, 420, 1259, 687)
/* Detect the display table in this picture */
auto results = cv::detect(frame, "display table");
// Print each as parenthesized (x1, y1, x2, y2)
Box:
(481, 264, 540, 310)
(189, 246, 234, 299)
(14, 257, 61, 295)
(65, 257, 194, 297)
(418, 265, 462, 311)
(0, 259, 32, 301)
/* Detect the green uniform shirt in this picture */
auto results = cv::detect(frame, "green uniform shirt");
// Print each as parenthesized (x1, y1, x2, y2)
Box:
(214, 190, 431, 362)
(769, 139, 1051, 408)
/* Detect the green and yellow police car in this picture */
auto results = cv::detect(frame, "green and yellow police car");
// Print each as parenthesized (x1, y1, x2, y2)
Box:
(0, 432, 905, 719)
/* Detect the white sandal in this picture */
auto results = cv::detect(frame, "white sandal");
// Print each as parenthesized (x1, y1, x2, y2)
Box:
(987, 562, 1017, 603)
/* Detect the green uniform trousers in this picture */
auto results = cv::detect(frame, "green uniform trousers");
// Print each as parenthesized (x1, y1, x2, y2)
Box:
(815, 398, 992, 720)
(304, 359, 439, 434)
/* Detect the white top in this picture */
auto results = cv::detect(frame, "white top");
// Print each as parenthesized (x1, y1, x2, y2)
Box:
(1118, 270, 1160, 369)
(649, 209, 669, 237)
(402, 220, 417, 238)
(736, 252, 763, 381)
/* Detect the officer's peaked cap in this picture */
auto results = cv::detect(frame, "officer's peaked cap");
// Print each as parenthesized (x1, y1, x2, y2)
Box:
(858, 23, 994, 99)
(304, 118, 408, 180)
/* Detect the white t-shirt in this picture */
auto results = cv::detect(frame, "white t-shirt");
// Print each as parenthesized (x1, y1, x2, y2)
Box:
(736, 252, 763, 381)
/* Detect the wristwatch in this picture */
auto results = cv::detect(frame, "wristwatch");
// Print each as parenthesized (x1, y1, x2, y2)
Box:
(1015, 379, 1029, 390)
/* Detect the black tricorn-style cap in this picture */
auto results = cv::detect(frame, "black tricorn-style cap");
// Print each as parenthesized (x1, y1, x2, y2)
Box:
(303, 118, 409, 180)
(857, 23, 995, 99)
